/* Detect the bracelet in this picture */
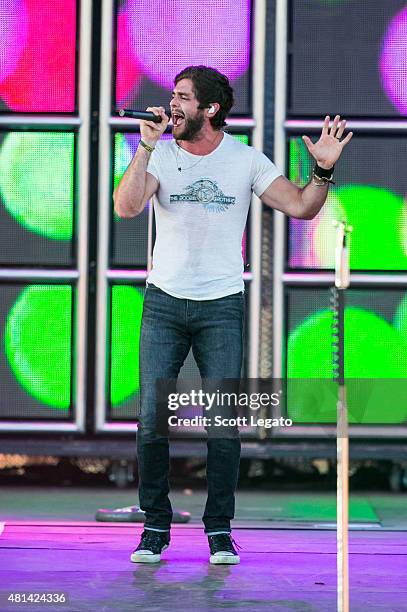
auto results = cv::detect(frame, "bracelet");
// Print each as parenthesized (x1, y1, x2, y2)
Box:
(313, 162, 335, 184)
(314, 162, 334, 178)
(312, 173, 335, 186)
(139, 140, 155, 153)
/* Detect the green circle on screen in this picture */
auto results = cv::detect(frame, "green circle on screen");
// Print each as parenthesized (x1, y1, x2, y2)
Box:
(288, 306, 407, 378)
(110, 286, 144, 406)
(335, 185, 407, 270)
(0, 133, 74, 240)
(394, 295, 407, 335)
(4, 286, 72, 409)
(288, 307, 407, 423)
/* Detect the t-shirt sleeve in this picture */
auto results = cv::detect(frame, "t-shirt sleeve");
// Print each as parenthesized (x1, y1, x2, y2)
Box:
(251, 149, 283, 198)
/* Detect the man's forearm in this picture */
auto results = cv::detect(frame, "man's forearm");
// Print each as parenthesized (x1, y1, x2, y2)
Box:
(113, 145, 152, 218)
(298, 179, 330, 220)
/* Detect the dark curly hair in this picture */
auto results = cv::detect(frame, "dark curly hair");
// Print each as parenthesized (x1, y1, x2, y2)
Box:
(174, 66, 234, 129)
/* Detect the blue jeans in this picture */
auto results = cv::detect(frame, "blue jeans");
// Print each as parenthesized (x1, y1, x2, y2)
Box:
(137, 284, 244, 533)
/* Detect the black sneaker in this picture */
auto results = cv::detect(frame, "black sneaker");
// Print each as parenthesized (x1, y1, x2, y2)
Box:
(130, 529, 170, 563)
(208, 533, 240, 565)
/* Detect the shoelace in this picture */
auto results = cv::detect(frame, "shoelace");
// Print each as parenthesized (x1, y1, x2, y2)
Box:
(231, 536, 243, 551)
(211, 534, 243, 552)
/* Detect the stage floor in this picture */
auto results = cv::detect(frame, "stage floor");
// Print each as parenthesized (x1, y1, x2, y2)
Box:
(1, 488, 407, 611)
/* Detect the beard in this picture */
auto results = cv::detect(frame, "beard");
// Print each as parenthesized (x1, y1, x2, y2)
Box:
(173, 110, 205, 141)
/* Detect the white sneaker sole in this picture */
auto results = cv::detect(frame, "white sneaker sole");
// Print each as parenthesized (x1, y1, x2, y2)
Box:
(210, 553, 240, 565)
(130, 544, 169, 563)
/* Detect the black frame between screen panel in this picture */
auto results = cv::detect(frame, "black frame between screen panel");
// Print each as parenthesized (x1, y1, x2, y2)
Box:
(227, 127, 253, 271)
(0, 279, 77, 423)
(0, 0, 80, 115)
(0, 127, 78, 269)
(284, 131, 407, 274)
(111, 0, 254, 119)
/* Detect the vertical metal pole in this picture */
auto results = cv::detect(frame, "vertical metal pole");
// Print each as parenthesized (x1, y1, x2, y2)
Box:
(95, 0, 114, 430)
(337, 379, 349, 612)
(272, 0, 288, 379)
(333, 222, 352, 612)
(76, 0, 93, 431)
(248, 0, 266, 379)
(335, 288, 349, 612)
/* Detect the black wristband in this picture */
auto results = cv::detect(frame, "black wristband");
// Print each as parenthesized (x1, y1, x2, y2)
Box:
(314, 163, 334, 179)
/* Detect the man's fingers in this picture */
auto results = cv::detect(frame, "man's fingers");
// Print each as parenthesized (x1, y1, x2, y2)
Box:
(144, 106, 169, 130)
(146, 106, 167, 121)
(322, 115, 330, 136)
(330, 114, 341, 137)
(146, 106, 161, 116)
(156, 106, 167, 119)
(335, 120, 346, 140)
(143, 121, 162, 130)
(302, 135, 314, 151)
(341, 131, 353, 146)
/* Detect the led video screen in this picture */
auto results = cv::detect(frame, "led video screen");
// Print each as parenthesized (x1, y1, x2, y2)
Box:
(107, 283, 249, 423)
(108, 284, 144, 420)
(288, 135, 407, 271)
(114, 0, 252, 116)
(285, 287, 407, 425)
(0, 283, 74, 420)
(0, 0, 77, 113)
(108, 284, 204, 421)
(112, 132, 250, 268)
(288, 0, 407, 118)
(0, 131, 76, 266)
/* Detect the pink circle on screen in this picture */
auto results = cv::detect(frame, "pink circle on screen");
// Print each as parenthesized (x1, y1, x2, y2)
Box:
(0, 0, 28, 83)
(125, 0, 250, 90)
(380, 6, 407, 116)
(0, 0, 76, 112)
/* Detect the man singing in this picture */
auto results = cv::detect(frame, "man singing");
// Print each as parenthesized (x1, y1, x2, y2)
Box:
(113, 65, 352, 565)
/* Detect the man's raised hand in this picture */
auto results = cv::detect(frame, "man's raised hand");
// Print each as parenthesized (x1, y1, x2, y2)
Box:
(140, 106, 169, 147)
(302, 115, 353, 170)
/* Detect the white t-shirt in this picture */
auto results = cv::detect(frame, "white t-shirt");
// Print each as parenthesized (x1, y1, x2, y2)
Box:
(146, 132, 282, 300)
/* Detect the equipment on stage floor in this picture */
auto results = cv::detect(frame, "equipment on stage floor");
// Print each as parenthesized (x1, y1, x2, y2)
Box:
(332, 220, 352, 612)
(95, 504, 191, 523)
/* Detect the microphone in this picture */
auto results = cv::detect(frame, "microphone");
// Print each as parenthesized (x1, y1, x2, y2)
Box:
(118, 109, 169, 123)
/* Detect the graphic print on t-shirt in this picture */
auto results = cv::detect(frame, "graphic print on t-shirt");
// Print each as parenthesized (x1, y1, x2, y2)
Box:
(169, 179, 236, 213)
